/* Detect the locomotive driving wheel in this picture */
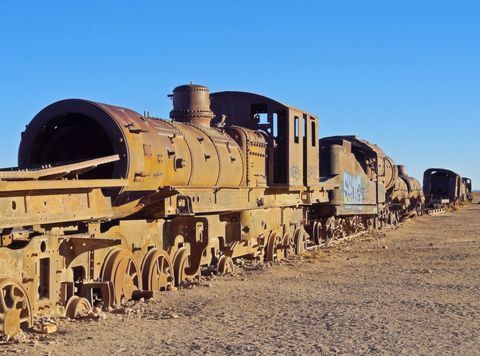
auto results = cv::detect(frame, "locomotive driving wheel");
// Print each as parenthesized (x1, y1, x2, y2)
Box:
(173, 247, 195, 286)
(388, 211, 399, 226)
(294, 228, 307, 255)
(216, 255, 235, 275)
(102, 249, 142, 305)
(324, 217, 336, 243)
(0, 278, 33, 339)
(312, 221, 323, 245)
(142, 248, 174, 292)
(265, 232, 285, 262)
(283, 233, 295, 257)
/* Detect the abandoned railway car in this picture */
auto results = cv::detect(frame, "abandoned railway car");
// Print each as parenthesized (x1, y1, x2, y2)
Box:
(305, 136, 425, 242)
(0, 84, 444, 338)
(423, 168, 471, 208)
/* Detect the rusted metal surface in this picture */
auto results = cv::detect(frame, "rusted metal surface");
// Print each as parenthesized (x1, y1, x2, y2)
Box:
(0, 83, 472, 338)
(0, 155, 120, 181)
(423, 168, 467, 207)
(397, 165, 425, 215)
(0, 278, 33, 337)
(169, 84, 215, 128)
(462, 177, 473, 202)
(317, 136, 386, 216)
(211, 91, 320, 188)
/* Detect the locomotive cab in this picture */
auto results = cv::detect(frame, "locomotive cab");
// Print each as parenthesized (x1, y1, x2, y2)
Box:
(211, 91, 319, 189)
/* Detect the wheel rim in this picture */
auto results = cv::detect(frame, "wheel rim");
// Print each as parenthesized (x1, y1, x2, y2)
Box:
(294, 228, 307, 255)
(389, 212, 399, 226)
(283, 233, 295, 257)
(65, 296, 92, 319)
(102, 249, 141, 305)
(266, 232, 284, 262)
(312, 222, 318, 245)
(173, 247, 192, 286)
(325, 217, 336, 242)
(142, 249, 174, 291)
(315, 222, 323, 245)
(0, 278, 32, 338)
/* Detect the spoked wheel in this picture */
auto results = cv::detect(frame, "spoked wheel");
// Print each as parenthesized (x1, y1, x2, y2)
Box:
(0, 278, 33, 339)
(65, 296, 92, 319)
(173, 247, 197, 286)
(283, 233, 295, 258)
(388, 211, 399, 226)
(312, 221, 323, 245)
(142, 249, 174, 292)
(265, 232, 285, 262)
(102, 249, 142, 305)
(324, 217, 336, 244)
(294, 228, 307, 255)
(216, 255, 235, 275)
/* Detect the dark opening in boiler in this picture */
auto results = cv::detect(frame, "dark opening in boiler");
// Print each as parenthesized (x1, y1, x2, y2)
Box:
(26, 114, 115, 179)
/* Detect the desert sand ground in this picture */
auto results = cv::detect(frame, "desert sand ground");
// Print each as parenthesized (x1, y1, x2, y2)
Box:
(2, 195, 480, 355)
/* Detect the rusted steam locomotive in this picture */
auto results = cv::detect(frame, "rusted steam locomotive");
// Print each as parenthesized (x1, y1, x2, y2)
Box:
(0, 84, 433, 338)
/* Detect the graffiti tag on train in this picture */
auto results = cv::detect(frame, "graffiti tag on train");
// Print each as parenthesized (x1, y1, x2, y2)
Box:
(290, 166, 301, 182)
(343, 172, 366, 204)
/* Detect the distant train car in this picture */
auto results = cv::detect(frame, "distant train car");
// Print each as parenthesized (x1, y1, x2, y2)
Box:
(462, 177, 473, 202)
(423, 168, 465, 207)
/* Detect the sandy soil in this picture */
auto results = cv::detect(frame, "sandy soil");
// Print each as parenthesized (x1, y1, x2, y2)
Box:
(2, 196, 480, 355)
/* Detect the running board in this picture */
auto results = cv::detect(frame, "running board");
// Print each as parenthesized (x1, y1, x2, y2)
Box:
(0, 155, 120, 181)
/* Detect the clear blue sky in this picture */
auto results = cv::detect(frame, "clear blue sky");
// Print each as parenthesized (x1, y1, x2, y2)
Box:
(1, 1, 479, 188)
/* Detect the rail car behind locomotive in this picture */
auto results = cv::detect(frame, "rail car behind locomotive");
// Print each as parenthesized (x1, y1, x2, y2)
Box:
(0, 83, 425, 338)
(423, 168, 471, 207)
(308, 137, 424, 241)
(310, 135, 395, 238)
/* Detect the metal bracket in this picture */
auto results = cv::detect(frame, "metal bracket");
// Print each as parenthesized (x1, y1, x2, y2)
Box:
(176, 195, 194, 216)
(59, 235, 122, 267)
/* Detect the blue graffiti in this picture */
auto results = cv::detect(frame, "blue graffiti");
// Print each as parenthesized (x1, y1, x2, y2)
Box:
(343, 172, 366, 204)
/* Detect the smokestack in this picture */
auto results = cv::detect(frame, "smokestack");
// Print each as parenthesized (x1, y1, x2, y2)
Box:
(169, 84, 215, 127)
